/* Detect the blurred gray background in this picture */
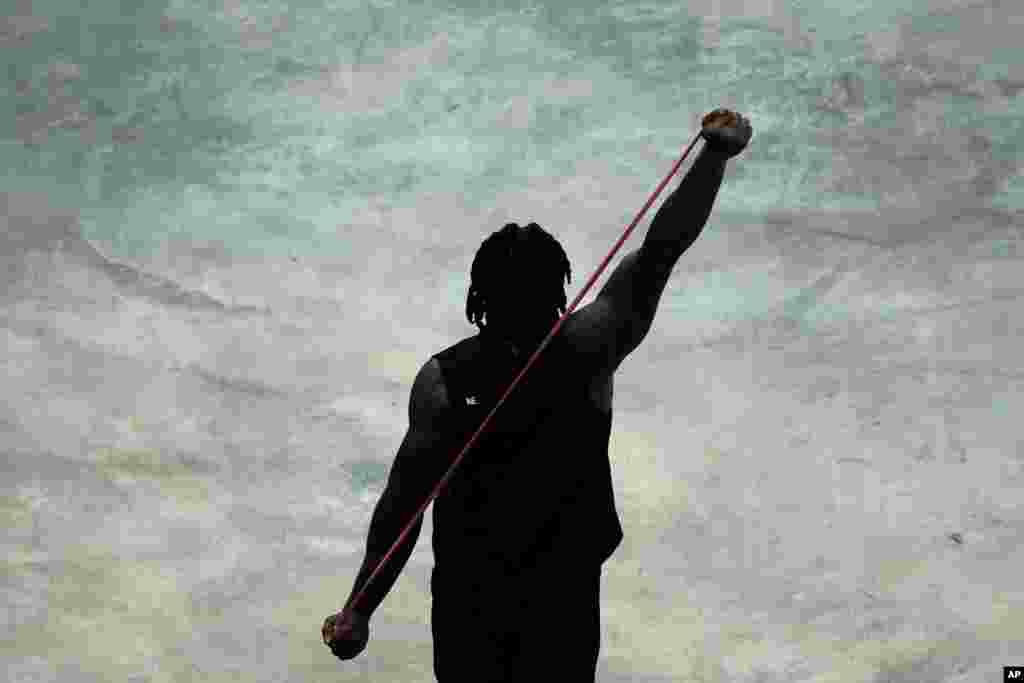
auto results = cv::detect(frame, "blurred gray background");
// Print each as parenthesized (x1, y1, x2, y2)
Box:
(2, 0, 1022, 681)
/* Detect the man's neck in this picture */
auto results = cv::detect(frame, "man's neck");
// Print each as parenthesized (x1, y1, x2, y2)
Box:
(483, 325, 545, 358)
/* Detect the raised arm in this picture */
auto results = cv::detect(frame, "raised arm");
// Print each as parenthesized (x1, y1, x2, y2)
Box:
(565, 144, 734, 373)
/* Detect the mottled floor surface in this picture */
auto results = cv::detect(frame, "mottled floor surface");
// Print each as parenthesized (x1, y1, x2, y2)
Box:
(2, 0, 1022, 681)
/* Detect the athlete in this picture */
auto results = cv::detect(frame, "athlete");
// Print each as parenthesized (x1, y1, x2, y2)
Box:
(322, 108, 752, 681)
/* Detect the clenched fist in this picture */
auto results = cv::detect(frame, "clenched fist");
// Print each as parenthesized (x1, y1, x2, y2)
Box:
(701, 108, 753, 158)
(322, 607, 370, 661)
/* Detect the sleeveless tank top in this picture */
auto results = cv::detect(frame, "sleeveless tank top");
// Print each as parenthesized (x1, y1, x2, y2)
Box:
(429, 324, 624, 592)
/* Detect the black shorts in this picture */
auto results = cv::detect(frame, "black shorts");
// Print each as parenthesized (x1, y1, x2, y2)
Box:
(431, 566, 602, 683)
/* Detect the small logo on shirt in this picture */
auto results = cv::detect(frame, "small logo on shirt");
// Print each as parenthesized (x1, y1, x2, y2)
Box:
(465, 395, 479, 406)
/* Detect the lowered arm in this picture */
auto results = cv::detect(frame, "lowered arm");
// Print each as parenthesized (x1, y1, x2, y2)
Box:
(344, 358, 451, 618)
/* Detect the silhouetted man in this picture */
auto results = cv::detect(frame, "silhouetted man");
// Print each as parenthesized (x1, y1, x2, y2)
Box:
(323, 108, 753, 682)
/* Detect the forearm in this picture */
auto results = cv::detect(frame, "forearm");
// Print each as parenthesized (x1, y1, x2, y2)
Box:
(345, 491, 424, 619)
(641, 146, 729, 263)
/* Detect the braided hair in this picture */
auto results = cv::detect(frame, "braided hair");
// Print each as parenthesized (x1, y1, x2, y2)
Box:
(466, 222, 572, 331)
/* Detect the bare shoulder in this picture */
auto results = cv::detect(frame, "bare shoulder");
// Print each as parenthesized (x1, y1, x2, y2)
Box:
(409, 358, 450, 426)
(561, 299, 623, 377)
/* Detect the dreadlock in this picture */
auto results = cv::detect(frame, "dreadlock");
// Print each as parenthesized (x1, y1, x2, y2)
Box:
(466, 222, 572, 331)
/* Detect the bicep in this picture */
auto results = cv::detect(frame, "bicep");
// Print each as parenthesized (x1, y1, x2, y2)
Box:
(383, 359, 452, 501)
(569, 247, 675, 371)
(598, 246, 675, 328)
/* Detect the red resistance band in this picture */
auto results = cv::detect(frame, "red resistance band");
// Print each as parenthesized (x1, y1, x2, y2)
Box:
(345, 129, 705, 616)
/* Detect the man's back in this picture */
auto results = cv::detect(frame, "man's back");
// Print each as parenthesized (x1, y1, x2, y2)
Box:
(428, 322, 624, 590)
(426, 321, 618, 683)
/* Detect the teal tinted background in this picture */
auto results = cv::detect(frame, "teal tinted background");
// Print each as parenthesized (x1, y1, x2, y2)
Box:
(3, 1, 1022, 681)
